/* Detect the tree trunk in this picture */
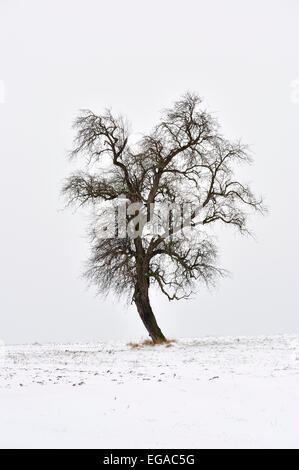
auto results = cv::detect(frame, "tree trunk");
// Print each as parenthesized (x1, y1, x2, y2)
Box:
(133, 237, 166, 343)
(134, 286, 166, 343)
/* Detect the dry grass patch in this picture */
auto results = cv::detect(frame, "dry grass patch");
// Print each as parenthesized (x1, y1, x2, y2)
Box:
(127, 338, 176, 349)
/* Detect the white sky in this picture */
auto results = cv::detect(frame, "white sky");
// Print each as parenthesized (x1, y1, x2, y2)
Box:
(0, 0, 298, 343)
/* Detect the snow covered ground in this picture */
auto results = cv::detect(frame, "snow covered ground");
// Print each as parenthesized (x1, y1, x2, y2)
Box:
(0, 335, 298, 449)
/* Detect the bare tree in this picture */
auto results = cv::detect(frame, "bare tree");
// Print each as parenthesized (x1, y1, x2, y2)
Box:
(63, 93, 265, 343)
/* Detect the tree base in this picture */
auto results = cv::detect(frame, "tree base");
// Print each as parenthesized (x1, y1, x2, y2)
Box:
(134, 296, 166, 343)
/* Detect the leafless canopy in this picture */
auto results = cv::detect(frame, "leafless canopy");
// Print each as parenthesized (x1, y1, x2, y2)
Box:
(63, 93, 265, 341)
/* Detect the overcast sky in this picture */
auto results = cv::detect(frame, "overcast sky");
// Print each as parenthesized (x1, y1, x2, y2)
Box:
(0, 0, 298, 344)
